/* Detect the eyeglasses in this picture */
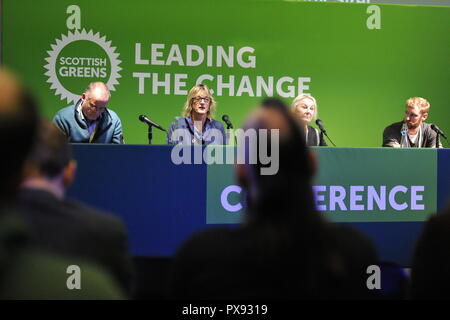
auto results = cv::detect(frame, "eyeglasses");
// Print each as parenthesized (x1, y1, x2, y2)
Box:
(192, 97, 210, 103)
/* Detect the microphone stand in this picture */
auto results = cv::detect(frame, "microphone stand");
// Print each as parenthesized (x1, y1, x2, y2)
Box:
(139, 115, 166, 144)
(147, 125, 153, 145)
(225, 123, 237, 146)
(321, 130, 336, 147)
(435, 132, 448, 148)
(436, 132, 440, 149)
(431, 125, 447, 148)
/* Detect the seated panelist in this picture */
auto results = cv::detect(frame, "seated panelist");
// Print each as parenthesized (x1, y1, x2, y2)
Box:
(166, 84, 226, 146)
(383, 97, 441, 148)
(53, 81, 124, 144)
(292, 94, 327, 146)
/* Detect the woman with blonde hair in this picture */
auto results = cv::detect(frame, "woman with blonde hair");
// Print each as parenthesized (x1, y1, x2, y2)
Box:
(292, 94, 327, 146)
(166, 84, 226, 145)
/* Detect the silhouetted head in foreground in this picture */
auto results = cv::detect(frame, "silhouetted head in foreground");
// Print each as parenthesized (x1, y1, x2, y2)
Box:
(168, 99, 379, 300)
(0, 68, 39, 203)
(236, 98, 318, 227)
(22, 119, 77, 198)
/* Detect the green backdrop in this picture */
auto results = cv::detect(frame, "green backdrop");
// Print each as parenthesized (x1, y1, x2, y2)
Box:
(2, 0, 449, 146)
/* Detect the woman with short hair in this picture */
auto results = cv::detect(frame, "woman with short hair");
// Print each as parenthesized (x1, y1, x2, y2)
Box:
(292, 94, 327, 146)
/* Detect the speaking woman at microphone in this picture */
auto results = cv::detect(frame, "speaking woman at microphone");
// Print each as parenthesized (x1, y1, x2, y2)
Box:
(291, 94, 327, 146)
(166, 84, 226, 145)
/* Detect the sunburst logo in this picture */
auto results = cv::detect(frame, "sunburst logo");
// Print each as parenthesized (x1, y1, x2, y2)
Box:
(44, 29, 122, 103)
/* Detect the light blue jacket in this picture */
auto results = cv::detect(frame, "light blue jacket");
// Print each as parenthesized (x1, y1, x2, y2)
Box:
(53, 100, 123, 144)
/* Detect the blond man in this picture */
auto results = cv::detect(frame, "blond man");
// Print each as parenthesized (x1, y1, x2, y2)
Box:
(383, 97, 441, 148)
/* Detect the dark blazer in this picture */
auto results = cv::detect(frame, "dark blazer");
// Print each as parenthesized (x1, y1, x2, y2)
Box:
(16, 188, 134, 295)
(382, 121, 440, 148)
(306, 125, 327, 147)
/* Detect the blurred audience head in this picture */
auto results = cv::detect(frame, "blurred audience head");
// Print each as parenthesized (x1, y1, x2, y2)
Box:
(0, 68, 39, 202)
(410, 200, 450, 299)
(22, 119, 77, 193)
(236, 98, 317, 226)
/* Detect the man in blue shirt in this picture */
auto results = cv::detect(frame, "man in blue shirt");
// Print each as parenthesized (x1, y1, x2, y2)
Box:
(53, 82, 123, 144)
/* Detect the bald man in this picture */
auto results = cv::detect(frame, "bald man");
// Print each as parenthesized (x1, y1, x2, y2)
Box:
(53, 82, 124, 144)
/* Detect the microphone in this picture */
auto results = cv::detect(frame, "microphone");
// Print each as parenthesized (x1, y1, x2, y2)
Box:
(431, 124, 447, 140)
(222, 114, 234, 129)
(315, 119, 326, 134)
(315, 119, 336, 147)
(139, 115, 166, 132)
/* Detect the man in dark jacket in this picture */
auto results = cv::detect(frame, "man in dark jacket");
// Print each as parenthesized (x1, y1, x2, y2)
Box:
(17, 119, 134, 295)
(0, 68, 123, 299)
(383, 97, 441, 148)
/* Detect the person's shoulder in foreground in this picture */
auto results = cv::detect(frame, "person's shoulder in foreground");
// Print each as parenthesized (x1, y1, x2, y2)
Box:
(18, 188, 134, 294)
(0, 68, 124, 299)
(17, 119, 134, 295)
(410, 202, 450, 299)
(0, 211, 124, 300)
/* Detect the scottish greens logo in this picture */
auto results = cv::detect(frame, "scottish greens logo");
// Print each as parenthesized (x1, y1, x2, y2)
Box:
(44, 29, 122, 103)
